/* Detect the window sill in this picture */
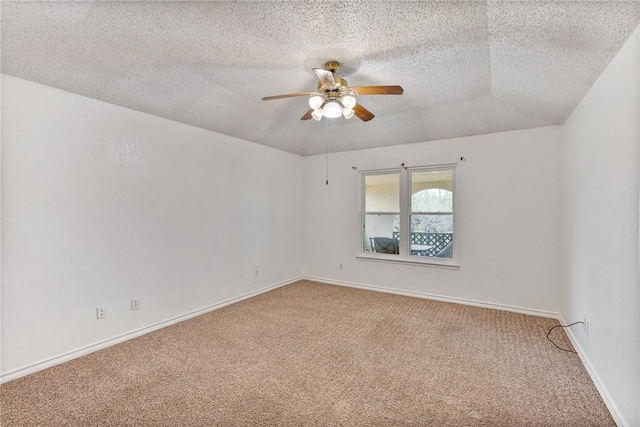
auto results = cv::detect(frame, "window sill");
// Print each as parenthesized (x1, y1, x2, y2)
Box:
(356, 254, 460, 270)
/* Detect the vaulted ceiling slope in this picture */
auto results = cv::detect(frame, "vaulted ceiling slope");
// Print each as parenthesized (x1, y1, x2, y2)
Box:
(2, 1, 639, 156)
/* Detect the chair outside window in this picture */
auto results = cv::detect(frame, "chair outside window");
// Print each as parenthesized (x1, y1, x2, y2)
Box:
(370, 237, 399, 254)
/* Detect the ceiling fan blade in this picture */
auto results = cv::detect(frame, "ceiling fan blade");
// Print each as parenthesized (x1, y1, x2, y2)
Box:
(351, 85, 404, 95)
(313, 68, 336, 87)
(354, 103, 375, 122)
(300, 109, 313, 120)
(262, 92, 313, 101)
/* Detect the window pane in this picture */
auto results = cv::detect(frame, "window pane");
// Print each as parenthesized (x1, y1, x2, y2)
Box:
(363, 214, 399, 254)
(411, 170, 453, 213)
(361, 167, 455, 262)
(365, 173, 400, 212)
(409, 214, 453, 258)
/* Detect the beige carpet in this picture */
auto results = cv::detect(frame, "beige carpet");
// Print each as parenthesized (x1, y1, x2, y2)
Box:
(1, 280, 613, 426)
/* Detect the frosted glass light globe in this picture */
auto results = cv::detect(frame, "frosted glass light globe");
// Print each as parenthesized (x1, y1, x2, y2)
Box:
(341, 95, 356, 109)
(311, 108, 323, 121)
(343, 108, 354, 119)
(323, 100, 343, 118)
(308, 95, 324, 110)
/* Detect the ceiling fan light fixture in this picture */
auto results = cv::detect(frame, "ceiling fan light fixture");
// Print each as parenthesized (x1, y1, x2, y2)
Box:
(308, 94, 324, 109)
(343, 107, 354, 119)
(261, 61, 403, 123)
(323, 100, 343, 118)
(341, 95, 356, 109)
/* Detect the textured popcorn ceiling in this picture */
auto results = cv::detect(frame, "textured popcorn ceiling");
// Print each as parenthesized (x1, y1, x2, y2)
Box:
(2, 1, 639, 156)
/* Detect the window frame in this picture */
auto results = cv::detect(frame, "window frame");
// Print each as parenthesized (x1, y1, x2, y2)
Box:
(358, 164, 459, 269)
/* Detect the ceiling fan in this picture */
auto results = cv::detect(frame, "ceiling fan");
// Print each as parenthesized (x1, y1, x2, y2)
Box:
(261, 61, 404, 122)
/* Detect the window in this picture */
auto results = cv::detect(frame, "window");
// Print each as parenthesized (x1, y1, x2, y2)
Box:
(360, 166, 456, 266)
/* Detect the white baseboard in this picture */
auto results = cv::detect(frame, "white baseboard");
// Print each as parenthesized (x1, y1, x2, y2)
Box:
(558, 314, 626, 427)
(0, 276, 302, 384)
(304, 275, 559, 319)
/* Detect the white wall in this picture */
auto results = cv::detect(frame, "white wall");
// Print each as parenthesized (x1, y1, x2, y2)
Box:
(303, 126, 563, 314)
(561, 26, 640, 427)
(1, 75, 304, 377)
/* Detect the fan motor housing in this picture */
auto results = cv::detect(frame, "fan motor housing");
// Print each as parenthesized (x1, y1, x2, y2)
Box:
(317, 77, 347, 92)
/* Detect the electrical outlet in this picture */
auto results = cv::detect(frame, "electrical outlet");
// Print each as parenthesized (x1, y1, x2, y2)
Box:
(97, 306, 107, 319)
(582, 317, 589, 335)
(339, 263, 343, 270)
(254, 268, 259, 277)
(131, 299, 140, 310)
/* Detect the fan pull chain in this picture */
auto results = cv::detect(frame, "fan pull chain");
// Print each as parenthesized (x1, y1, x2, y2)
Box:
(325, 117, 329, 185)
(325, 143, 329, 185)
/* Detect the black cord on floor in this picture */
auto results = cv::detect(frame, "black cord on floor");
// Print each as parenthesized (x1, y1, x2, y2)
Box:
(546, 321, 583, 354)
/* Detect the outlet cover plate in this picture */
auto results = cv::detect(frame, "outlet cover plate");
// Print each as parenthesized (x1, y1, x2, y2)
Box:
(97, 306, 107, 319)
